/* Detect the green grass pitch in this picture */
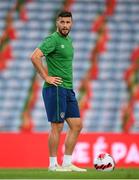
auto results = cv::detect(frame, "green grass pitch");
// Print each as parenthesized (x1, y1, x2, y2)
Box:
(0, 168, 139, 179)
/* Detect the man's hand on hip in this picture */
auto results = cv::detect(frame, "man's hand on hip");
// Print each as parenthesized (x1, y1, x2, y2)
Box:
(45, 76, 63, 86)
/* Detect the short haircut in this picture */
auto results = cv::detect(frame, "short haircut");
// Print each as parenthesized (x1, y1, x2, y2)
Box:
(57, 11, 72, 19)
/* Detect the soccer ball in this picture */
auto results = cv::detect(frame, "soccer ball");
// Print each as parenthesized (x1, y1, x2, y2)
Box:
(94, 153, 115, 171)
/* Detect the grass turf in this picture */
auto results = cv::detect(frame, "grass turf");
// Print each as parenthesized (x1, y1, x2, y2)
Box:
(0, 168, 139, 179)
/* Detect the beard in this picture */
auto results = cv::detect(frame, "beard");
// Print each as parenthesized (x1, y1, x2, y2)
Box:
(59, 28, 70, 36)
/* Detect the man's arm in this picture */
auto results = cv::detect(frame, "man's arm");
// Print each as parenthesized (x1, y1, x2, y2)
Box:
(30, 48, 62, 86)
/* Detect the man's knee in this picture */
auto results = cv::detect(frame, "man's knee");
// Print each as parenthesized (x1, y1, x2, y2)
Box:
(72, 120, 83, 132)
(76, 122, 83, 132)
(51, 122, 64, 133)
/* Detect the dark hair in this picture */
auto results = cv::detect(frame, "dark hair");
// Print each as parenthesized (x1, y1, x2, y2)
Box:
(57, 11, 72, 19)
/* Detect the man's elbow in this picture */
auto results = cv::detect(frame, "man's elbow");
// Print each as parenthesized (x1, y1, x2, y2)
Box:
(30, 54, 35, 62)
(30, 54, 38, 66)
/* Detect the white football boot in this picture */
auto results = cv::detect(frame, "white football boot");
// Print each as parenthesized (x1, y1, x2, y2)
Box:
(62, 164, 87, 172)
(48, 164, 67, 172)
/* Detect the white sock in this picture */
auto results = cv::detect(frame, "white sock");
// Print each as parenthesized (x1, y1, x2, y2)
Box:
(62, 155, 72, 167)
(49, 157, 57, 167)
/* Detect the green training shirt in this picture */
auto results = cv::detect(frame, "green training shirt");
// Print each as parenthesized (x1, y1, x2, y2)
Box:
(38, 32, 74, 89)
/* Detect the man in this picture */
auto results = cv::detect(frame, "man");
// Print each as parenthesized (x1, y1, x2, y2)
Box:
(31, 11, 86, 172)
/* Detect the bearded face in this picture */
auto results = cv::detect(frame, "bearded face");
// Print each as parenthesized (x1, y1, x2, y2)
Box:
(56, 16, 73, 36)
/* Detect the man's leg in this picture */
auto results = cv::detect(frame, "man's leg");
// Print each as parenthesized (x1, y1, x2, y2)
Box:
(48, 122, 64, 168)
(62, 118, 86, 171)
(64, 118, 82, 155)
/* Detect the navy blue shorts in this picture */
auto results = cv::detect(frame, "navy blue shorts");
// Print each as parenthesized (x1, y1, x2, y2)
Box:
(42, 86, 80, 123)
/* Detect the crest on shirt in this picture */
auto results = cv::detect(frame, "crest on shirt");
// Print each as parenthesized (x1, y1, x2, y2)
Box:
(61, 44, 65, 48)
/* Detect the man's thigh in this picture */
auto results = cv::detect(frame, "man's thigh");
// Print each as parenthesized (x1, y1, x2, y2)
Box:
(42, 86, 67, 123)
(65, 90, 80, 119)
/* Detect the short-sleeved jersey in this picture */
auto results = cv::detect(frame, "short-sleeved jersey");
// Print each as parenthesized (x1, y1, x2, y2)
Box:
(38, 32, 74, 89)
